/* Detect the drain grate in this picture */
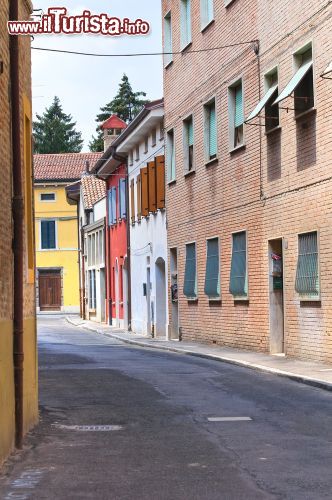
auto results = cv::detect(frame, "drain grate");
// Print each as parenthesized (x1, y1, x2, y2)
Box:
(53, 424, 123, 432)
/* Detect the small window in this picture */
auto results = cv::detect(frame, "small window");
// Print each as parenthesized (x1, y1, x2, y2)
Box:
(40, 193, 55, 201)
(180, 0, 191, 49)
(119, 178, 127, 219)
(229, 231, 248, 298)
(294, 46, 314, 116)
(129, 151, 133, 166)
(151, 128, 157, 147)
(204, 99, 217, 161)
(183, 116, 194, 172)
(108, 187, 117, 225)
(167, 129, 176, 182)
(144, 137, 149, 154)
(295, 231, 319, 299)
(205, 238, 220, 298)
(135, 145, 140, 161)
(228, 80, 244, 150)
(160, 120, 164, 140)
(184, 242, 197, 299)
(40, 220, 56, 250)
(164, 11, 173, 67)
(201, 0, 214, 30)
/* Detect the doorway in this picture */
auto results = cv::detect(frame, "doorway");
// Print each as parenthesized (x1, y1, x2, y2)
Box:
(268, 239, 285, 354)
(146, 267, 151, 336)
(170, 248, 179, 340)
(115, 260, 120, 327)
(100, 268, 106, 323)
(38, 269, 61, 311)
(155, 257, 166, 338)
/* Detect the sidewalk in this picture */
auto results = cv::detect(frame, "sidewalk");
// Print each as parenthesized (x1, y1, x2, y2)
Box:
(66, 316, 332, 392)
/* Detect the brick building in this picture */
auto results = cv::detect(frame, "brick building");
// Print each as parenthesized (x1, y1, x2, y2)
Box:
(163, 0, 332, 361)
(0, 0, 38, 464)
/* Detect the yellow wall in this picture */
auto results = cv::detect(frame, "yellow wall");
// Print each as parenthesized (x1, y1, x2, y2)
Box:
(0, 321, 15, 464)
(34, 185, 80, 311)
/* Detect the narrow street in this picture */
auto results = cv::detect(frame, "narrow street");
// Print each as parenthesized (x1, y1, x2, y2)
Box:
(1, 317, 332, 500)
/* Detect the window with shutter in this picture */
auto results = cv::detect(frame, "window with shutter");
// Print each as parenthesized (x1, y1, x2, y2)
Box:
(167, 129, 176, 182)
(111, 186, 117, 224)
(107, 189, 113, 226)
(141, 167, 149, 217)
(119, 178, 127, 219)
(295, 232, 319, 298)
(204, 100, 217, 161)
(205, 238, 220, 298)
(201, 0, 214, 29)
(184, 243, 197, 299)
(228, 80, 244, 149)
(183, 116, 194, 172)
(156, 155, 166, 210)
(180, 0, 191, 49)
(164, 11, 173, 66)
(130, 179, 135, 224)
(151, 128, 157, 147)
(148, 161, 157, 212)
(229, 231, 248, 297)
(41, 220, 56, 249)
(136, 174, 142, 220)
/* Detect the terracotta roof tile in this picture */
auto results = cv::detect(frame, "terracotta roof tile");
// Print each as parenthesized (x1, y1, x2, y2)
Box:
(81, 175, 106, 209)
(100, 114, 127, 130)
(34, 152, 103, 181)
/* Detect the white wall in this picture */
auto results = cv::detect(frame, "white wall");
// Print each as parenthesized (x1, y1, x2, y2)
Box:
(93, 197, 106, 222)
(128, 116, 168, 337)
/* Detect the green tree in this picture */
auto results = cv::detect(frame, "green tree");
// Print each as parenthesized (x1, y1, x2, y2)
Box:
(33, 96, 83, 154)
(89, 74, 149, 152)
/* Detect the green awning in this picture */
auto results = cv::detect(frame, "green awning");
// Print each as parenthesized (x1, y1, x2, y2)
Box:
(246, 85, 278, 122)
(273, 61, 313, 105)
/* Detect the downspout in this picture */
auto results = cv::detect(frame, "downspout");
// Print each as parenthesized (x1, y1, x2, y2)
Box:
(76, 203, 83, 318)
(112, 150, 131, 331)
(10, 0, 25, 449)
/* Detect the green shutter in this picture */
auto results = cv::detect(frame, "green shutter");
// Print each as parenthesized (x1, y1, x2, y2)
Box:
(112, 186, 117, 224)
(234, 85, 243, 128)
(184, 243, 197, 298)
(167, 131, 175, 181)
(207, 0, 213, 22)
(164, 13, 172, 65)
(209, 103, 217, 158)
(229, 232, 247, 297)
(205, 238, 219, 297)
(201, 0, 213, 27)
(181, 0, 191, 47)
(41, 220, 55, 249)
(295, 232, 319, 296)
(188, 118, 194, 146)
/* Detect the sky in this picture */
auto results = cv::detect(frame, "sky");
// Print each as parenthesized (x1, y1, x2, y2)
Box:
(32, 1, 163, 150)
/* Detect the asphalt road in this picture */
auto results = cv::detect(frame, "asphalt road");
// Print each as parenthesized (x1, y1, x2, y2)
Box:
(1, 317, 332, 500)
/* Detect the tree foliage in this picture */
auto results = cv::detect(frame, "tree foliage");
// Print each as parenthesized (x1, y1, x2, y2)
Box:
(89, 74, 149, 152)
(33, 96, 83, 154)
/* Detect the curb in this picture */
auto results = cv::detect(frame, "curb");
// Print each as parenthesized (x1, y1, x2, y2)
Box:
(65, 316, 332, 393)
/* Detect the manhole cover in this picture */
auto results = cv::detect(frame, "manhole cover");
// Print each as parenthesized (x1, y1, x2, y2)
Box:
(53, 424, 123, 432)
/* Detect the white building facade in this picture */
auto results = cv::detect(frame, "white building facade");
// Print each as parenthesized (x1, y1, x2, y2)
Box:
(115, 100, 168, 337)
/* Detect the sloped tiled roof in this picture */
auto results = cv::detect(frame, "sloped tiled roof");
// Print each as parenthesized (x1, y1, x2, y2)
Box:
(34, 152, 103, 182)
(100, 114, 127, 131)
(81, 175, 106, 209)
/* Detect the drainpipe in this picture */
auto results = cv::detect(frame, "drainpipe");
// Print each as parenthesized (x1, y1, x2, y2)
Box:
(76, 203, 83, 318)
(10, 0, 25, 449)
(112, 150, 131, 331)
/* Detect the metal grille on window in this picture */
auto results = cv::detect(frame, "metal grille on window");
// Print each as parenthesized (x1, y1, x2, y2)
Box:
(183, 243, 196, 298)
(229, 232, 247, 297)
(295, 232, 319, 296)
(205, 238, 219, 298)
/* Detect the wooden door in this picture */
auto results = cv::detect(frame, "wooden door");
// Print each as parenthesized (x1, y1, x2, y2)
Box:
(39, 272, 61, 311)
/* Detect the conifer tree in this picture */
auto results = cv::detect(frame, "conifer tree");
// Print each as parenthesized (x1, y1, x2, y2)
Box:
(33, 96, 83, 154)
(89, 74, 148, 152)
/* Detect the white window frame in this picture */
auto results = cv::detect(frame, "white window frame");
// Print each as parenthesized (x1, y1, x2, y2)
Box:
(180, 0, 192, 51)
(292, 41, 315, 118)
(205, 236, 220, 300)
(203, 97, 218, 164)
(230, 230, 248, 300)
(39, 192, 56, 202)
(184, 240, 198, 301)
(295, 230, 321, 302)
(183, 113, 195, 174)
(164, 10, 173, 67)
(201, 0, 214, 31)
(167, 128, 176, 183)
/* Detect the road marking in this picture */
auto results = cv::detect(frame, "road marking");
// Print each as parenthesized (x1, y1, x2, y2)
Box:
(207, 417, 252, 422)
(53, 424, 123, 432)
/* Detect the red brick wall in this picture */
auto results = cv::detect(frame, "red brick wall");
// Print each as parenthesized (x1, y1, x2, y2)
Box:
(163, 0, 332, 362)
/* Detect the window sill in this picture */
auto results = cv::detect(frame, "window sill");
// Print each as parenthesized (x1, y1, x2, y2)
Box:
(225, 0, 236, 7)
(187, 297, 198, 303)
(233, 298, 249, 304)
(265, 125, 281, 136)
(201, 19, 215, 33)
(208, 298, 221, 304)
(184, 169, 195, 178)
(164, 59, 173, 70)
(299, 296, 321, 303)
(167, 178, 176, 186)
(181, 41, 192, 53)
(294, 107, 316, 121)
(205, 157, 218, 168)
(229, 143, 246, 155)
